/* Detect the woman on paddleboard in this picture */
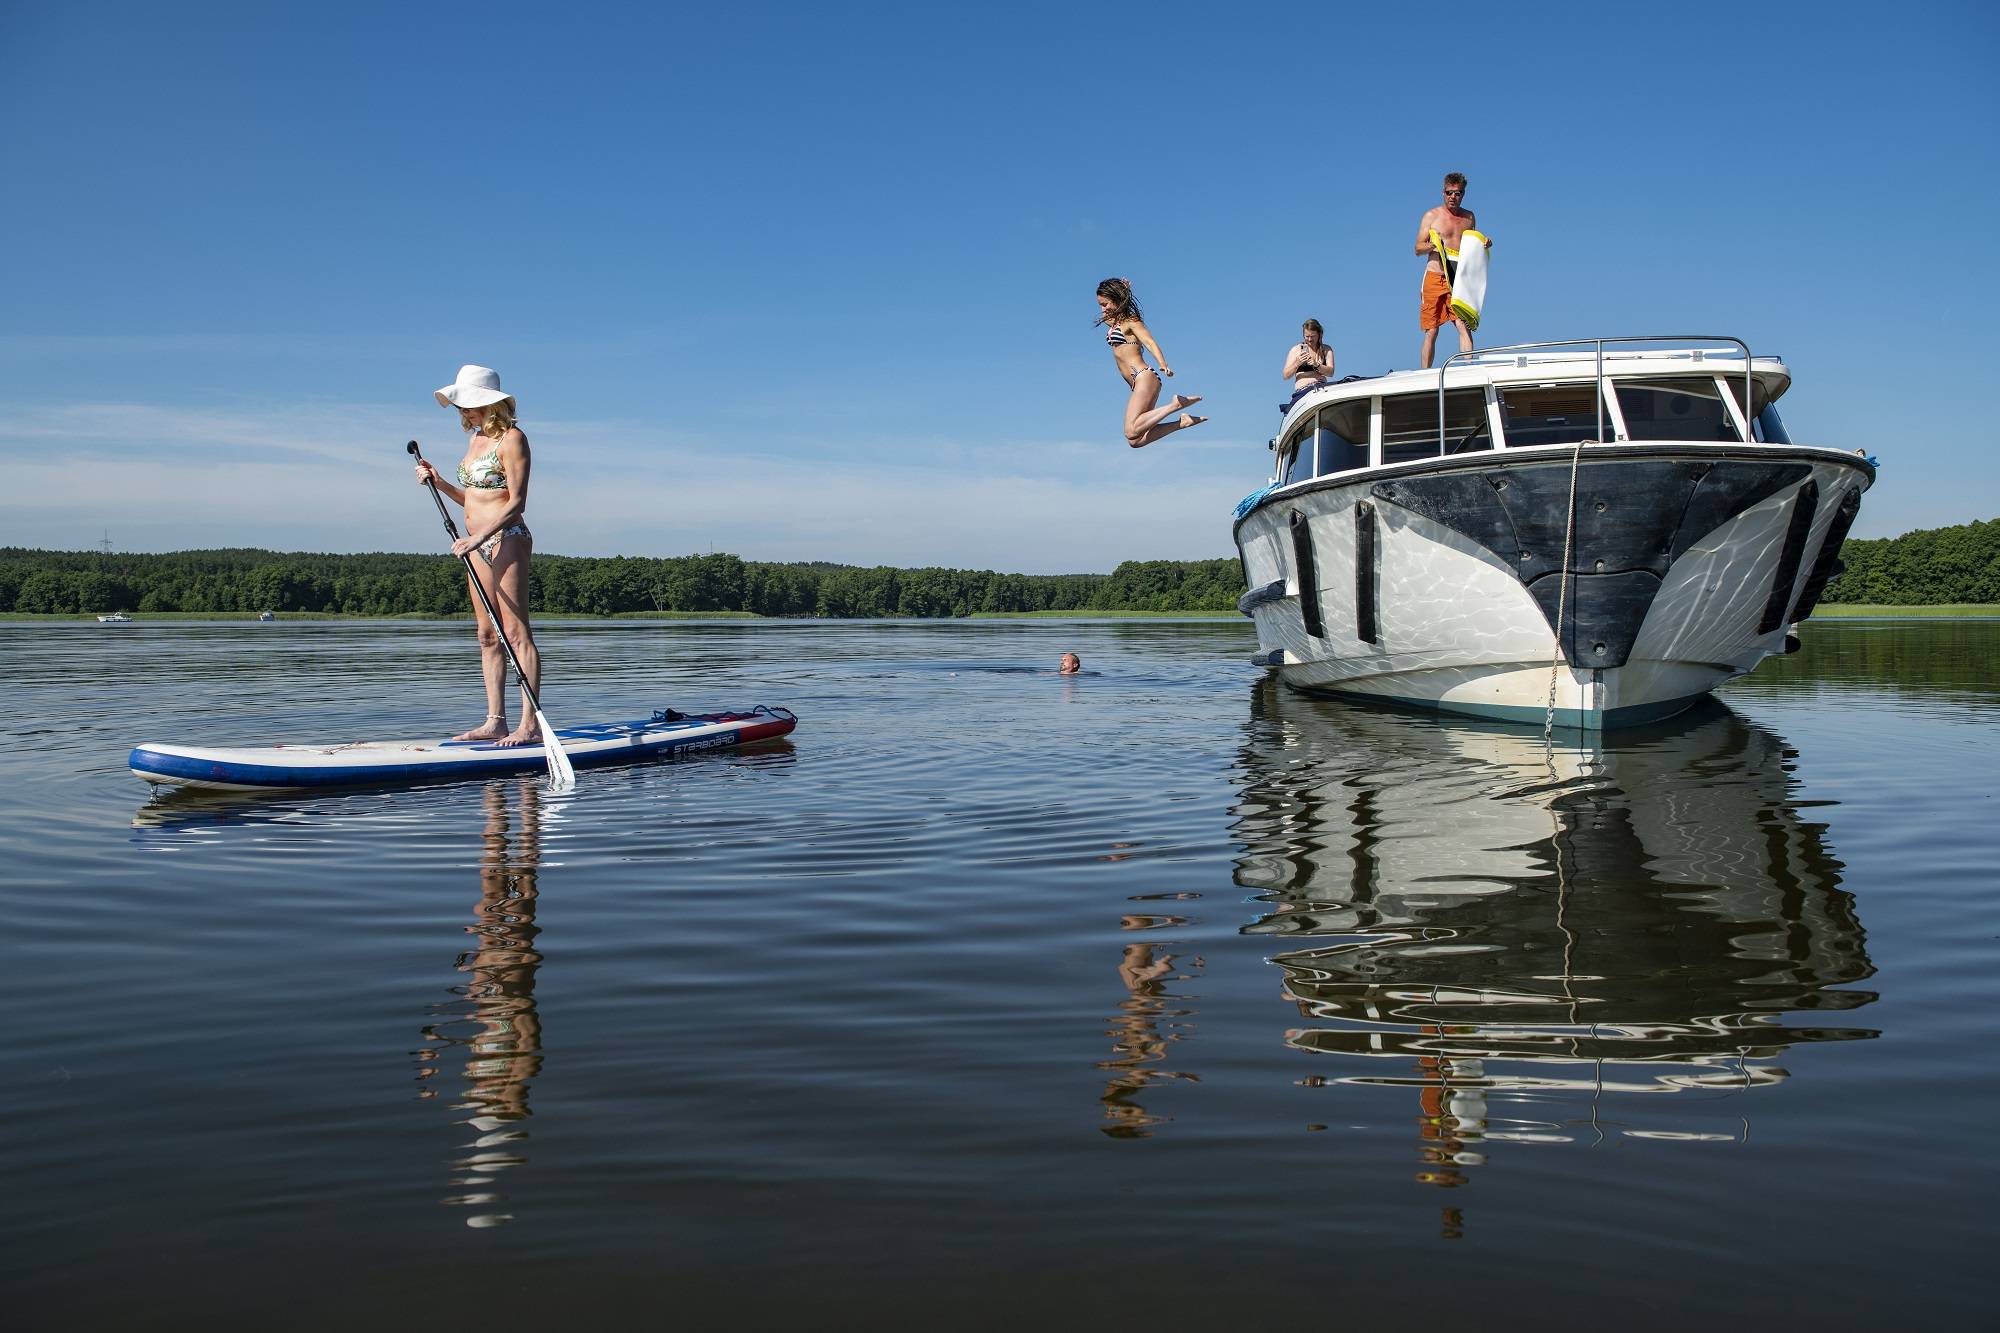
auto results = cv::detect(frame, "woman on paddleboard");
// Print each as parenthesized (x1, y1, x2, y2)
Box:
(414, 365, 546, 746)
(1095, 278, 1205, 448)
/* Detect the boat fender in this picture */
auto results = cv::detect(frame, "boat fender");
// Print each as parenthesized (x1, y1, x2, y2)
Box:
(1289, 510, 1324, 639)
(1355, 502, 1380, 645)
(1758, 480, 1820, 635)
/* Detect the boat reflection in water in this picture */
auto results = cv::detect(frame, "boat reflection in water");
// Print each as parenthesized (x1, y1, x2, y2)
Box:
(1233, 680, 1875, 1224)
(412, 778, 546, 1228)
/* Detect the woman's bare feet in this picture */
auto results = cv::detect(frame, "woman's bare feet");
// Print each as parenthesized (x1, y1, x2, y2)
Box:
(1168, 394, 1203, 412)
(452, 715, 508, 742)
(495, 722, 542, 748)
(1179, 413, 1207, 430)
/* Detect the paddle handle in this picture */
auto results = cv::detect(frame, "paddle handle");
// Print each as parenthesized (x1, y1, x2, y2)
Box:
(407, 440, 463, 541)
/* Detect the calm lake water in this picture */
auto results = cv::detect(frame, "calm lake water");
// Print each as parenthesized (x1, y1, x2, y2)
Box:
(3, 617, 1994, 1329)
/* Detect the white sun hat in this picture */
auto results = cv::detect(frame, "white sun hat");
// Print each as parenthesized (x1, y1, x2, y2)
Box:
(435, 364, 515, 410)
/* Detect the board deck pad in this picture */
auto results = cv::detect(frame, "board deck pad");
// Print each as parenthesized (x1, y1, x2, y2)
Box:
(130, 706, 797, 790)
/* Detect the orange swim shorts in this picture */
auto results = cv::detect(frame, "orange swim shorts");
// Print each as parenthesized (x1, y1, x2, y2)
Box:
(1420, 268, 1455, 331)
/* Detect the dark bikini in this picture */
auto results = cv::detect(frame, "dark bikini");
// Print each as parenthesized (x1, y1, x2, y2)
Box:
(1105, 322, 1159, 385)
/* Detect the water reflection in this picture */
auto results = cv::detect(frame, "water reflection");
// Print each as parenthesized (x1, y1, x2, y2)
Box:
(413, 779, 546, 1228)
(1232, 682, 1876, 1226)
(1097, 900, 1203, 1138)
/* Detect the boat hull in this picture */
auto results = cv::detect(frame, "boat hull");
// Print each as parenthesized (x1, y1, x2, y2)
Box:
(1235, 444, 1870, 729)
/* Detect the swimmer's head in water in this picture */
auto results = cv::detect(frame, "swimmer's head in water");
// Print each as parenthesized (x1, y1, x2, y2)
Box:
(1059, 653, 1081, 674)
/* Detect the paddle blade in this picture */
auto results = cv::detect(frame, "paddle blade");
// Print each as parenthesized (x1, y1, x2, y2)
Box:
(537, 709, 577, 792)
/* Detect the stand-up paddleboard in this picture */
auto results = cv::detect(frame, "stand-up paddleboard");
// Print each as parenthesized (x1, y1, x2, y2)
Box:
(1447, 228, 1490, 331)
(130, 706, 797, 791)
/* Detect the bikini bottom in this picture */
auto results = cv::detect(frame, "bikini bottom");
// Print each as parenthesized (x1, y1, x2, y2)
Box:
(476, 524, 532, 565)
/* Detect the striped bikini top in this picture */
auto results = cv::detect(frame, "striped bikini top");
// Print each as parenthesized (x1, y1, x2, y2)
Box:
(1104, 322, 1131, 347)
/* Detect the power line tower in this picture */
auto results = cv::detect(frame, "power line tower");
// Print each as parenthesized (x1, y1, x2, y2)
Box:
(98, 530, 113, 555)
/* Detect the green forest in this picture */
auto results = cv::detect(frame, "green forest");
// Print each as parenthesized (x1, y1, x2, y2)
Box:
(1, 516, 1990, 617)
(0, 547, 1247, 617)
(1818, 518, 2000, 606)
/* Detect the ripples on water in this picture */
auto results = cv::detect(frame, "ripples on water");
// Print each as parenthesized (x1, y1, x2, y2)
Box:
(1, 618, 1993, 1327)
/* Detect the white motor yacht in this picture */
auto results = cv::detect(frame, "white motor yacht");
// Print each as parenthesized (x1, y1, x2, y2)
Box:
(1233, 336, 1871, 728)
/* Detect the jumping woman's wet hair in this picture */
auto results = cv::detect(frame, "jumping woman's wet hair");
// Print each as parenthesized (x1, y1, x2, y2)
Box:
(1095, 277, 1140, 325)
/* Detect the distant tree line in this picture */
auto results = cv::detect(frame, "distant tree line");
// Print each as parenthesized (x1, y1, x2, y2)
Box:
(0, 548, 1248, 617)
(8, 517, 1981, 617)
(1819, 518, 2000, 606)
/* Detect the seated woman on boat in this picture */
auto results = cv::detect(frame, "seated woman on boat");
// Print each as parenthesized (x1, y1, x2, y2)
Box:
(413, 365, 546, 746)
(1095, 278, 1206, 448)
(1282, 319, 1334, 398)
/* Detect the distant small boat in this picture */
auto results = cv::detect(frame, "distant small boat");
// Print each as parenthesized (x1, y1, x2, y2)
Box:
(257, 610, 275, 622)
(97, 612, 133, 624)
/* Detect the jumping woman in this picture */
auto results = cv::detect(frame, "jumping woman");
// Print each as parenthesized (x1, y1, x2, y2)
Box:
(1095, 278, 1206, 448)
(413, 365, 546, 746)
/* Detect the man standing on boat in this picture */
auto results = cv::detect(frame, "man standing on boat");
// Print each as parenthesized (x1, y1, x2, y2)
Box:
(1415, 172, 1478, 369)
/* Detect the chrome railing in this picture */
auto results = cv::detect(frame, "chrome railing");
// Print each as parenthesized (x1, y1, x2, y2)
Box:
(1436, 335, 1754, 453)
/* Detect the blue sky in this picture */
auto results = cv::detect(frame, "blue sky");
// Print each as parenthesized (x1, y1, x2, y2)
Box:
(3, 1, 1993, 571)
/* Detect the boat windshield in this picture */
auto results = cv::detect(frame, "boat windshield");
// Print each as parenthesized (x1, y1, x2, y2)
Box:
(1722, 377, 1793, 443)
(1753, 403, 1792, 443)
(1280, 425, 1315, 486)
(1496, 382, 1612, 448)
(1312, 400, 1370, 475)
(1382, 390, 1485, 465)
(1615, 376, 1741, 442)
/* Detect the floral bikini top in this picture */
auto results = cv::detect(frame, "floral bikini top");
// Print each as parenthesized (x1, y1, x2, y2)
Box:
(457, 445, 507, 491)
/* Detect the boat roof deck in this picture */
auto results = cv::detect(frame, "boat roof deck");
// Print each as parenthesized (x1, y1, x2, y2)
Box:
(1280, 342, 1789, 434)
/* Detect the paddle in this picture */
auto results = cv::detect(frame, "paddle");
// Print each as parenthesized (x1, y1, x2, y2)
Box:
(407, 440, 576, 792)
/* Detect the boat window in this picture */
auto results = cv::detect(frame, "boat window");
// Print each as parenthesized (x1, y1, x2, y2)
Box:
(1496, 382, 1612, 449)
(1380, 390, 1486, 465)
(1313, 400, 1371, 475)
(1721, 377, 1794, 443)
(1615, 376, 1741, 442)
(1280, 421, 1315, 486)
(1753, 404, 1792, 443)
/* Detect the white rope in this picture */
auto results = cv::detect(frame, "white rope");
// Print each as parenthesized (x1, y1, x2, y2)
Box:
(1544, 440, 1586, 746)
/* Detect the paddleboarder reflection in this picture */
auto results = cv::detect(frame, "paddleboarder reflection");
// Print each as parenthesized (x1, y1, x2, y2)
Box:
(413, 778, 545, 1227)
